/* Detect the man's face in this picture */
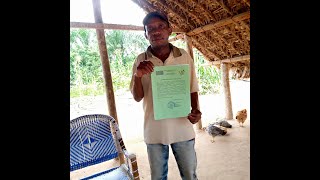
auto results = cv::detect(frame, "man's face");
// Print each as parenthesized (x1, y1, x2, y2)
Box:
(144, 17, 172, 48)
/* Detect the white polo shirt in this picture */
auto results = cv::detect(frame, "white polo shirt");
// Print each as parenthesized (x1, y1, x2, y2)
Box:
(130, 44, 199, 145)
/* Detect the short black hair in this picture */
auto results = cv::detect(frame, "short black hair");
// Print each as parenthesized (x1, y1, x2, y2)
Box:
(143, 11, 169, 32)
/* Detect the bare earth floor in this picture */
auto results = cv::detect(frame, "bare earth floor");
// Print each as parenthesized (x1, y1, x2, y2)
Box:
(70, 80, 250, 180)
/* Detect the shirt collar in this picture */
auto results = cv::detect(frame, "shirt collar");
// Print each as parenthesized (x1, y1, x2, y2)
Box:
(144, 43, 182, 60)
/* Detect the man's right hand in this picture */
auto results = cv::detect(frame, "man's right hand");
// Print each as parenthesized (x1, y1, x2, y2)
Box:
(135, 60, 154, 78)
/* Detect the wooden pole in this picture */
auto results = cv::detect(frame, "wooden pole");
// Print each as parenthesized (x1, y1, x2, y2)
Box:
(203, 55, 250, 66)
(187, 11, 250, 36)
(70, 22, 186, 33)
(221, 63, 233, 120)
(91, 0, 124, 164)
(184, 34, 202, 130)
(70, 22, 144, 31)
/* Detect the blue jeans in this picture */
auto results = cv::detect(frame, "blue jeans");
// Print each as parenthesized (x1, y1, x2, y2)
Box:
(146, 139, 198, 180)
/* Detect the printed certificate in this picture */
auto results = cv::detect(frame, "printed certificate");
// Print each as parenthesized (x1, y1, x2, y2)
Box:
(151, 64, 191, 120)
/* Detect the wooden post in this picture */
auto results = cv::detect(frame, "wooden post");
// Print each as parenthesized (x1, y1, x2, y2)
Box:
(184, 34, 202, 130)
(221, 63, 233, 120)
(91, 0, 124, 164)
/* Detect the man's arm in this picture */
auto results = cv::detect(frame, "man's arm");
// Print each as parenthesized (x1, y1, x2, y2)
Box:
(188, 92, 202, 124)
(130, 60, 154, 102)
(190, 92, 199, 111)
(131, 75, 144, 102)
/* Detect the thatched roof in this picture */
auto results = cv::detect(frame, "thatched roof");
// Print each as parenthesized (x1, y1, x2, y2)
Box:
(131, 0, 250, 78)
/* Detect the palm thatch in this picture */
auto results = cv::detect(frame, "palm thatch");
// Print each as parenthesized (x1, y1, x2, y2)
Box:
(131, 0, 250, 78)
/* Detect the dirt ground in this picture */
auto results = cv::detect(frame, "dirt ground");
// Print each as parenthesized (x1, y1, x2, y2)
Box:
(70, 80, 250, 180)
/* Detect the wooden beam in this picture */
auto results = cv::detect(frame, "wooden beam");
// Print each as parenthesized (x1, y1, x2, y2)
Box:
(70, 22, 186, 33)
(70, 22, 144, 31)
(187, 11, 250, 36)
(204, 55, 250, 65)
(216, 0, 250, 40)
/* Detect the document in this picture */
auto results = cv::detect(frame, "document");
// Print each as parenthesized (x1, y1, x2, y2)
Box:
(151, 64, 191, 120)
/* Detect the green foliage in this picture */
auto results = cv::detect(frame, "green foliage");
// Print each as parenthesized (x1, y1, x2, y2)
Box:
(70, 29, 148, 97)
(105, 30, 149, 94)
(194, 49, 222, 95)
(70, 29, 104, 97)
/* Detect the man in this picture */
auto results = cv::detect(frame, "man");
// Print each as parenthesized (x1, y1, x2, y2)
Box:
(130, 11, 202, 180)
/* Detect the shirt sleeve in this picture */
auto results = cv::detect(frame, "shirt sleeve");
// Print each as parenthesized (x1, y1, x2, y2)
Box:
(129, 57, 139, 93)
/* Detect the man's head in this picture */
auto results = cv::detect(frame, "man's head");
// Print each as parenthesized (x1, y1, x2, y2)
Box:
(143, 11, 169, 32)
(143, 11, 172, 48)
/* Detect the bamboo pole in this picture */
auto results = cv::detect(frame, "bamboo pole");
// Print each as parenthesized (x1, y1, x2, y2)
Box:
(203, 55, 250, 66)
(221, 63, 233, 120)
(91, 0, 124, 164)
(184, 34, 202, 130)
(70, 22, 186, 33)
(70, 22, 144, 31)
(187, 11, 250, 36)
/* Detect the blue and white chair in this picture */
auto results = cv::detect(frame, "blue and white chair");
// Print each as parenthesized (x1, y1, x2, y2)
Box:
(70, 114, 140, 180)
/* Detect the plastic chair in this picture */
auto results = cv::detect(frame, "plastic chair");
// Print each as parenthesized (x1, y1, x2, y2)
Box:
(70, 114, 140, 180)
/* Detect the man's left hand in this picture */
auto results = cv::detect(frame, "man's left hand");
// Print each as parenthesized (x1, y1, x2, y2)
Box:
(187, 109, 202, 124)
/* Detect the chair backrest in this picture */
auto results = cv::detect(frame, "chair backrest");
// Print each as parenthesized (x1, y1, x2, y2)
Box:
(70, 114, 119, 172)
